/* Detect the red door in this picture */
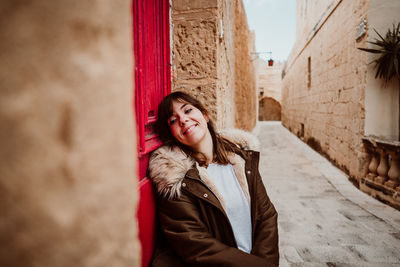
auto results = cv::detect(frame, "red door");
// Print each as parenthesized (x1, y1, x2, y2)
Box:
(132, 1, 170, 266)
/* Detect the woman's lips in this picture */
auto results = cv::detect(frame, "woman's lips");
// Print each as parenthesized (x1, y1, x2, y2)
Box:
(183, 124, 197, 135)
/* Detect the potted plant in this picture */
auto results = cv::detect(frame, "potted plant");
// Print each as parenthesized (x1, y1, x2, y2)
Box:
(358, 22, 400, 139)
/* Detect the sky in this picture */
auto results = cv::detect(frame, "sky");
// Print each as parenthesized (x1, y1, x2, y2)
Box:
(243, 0, 297, 62)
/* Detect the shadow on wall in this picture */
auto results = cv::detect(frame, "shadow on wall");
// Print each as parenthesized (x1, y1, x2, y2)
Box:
(259, 97, 281, 121)
(290, 125, 359, 187)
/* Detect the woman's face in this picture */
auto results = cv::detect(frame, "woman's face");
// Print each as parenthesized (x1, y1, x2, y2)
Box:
(168, 100, 210, 150)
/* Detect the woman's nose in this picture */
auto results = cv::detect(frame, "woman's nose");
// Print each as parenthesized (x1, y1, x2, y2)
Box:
(179, 116, 188, 126)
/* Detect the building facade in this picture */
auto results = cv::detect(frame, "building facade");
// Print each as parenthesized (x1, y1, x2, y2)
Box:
(256, 59, 283, 121)
(282, 0, 400, 209)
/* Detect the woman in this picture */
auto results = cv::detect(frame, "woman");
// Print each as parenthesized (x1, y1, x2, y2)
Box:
(149, 91, 279, 266)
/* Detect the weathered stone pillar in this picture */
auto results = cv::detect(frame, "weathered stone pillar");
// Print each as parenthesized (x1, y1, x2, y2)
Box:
(171, 0, 257, 131)
(386, 151, 400, 188)
(367, 150, 379, 180)
(171, 0, 221, 124)
(376, 148, 389, 184)
(0, 1, 140, 266)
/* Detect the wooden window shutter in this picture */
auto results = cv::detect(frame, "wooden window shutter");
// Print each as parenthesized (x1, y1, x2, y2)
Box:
(132, 0, 171, 266)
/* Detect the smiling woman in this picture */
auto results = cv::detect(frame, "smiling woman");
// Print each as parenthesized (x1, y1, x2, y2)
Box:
(149, 91, 279, 266)
(168, 100, 211, 154)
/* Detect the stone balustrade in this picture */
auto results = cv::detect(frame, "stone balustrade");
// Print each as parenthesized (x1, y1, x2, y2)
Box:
(361, 136, 400, 210)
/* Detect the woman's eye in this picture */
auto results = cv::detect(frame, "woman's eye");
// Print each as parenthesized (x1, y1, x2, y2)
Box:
(169, 118, 177, 125)
(184, 108, 192, 114)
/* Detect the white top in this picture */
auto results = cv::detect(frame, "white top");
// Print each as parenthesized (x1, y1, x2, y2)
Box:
(207, 163, 252, 253)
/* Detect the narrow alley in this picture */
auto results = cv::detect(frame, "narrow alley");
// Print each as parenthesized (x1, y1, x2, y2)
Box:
(2, 1, 400, 266)
(256, 122, 400, 266)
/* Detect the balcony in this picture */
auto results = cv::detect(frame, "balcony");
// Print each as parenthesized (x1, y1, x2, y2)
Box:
(361, 136, 400, 210)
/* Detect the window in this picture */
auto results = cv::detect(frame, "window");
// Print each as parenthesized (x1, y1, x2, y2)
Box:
(259, 87, 264, 96)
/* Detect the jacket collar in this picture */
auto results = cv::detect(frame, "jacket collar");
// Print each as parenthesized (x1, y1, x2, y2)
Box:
(148, 128, 259, 200)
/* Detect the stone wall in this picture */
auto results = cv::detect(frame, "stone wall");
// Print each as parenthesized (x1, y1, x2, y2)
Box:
(255, 59, 283, 122)
(171, 0, 222, 126)
(282, 0, 369, 180)
(233, 0, 257, 131)
(0, 1, 140, 266)
(216, 0, 236, 128)
(171, 0, 256, 131)
(256, 59, 283, 103)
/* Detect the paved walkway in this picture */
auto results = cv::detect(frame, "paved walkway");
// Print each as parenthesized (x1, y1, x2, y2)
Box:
(254, 122, 400, 267)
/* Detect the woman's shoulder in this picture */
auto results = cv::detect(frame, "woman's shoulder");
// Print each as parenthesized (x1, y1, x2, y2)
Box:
(218, 128, 260, 151)
(149, 145, 195, 199)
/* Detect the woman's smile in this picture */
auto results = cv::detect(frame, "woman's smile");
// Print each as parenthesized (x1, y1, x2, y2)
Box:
(183, 124, 197, 135)
(168, 100, 211, 151)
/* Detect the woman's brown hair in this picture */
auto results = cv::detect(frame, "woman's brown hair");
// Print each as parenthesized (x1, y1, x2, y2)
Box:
(154, 91, 242, 166)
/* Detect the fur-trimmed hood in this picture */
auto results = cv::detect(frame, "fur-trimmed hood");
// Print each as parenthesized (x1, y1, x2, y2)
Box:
(148, 128, 259, 202)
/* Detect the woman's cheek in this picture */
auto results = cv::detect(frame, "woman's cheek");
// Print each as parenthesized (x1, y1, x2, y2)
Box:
(170, 125, 180, 139)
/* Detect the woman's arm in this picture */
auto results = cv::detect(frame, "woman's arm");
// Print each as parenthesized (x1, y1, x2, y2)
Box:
(250, 168, 279, 265)
(157, 193, 271, 267)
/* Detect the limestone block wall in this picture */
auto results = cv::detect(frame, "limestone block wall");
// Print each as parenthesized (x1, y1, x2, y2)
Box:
(233, 0, 257, 131)
(297, 0, 338, 41)
(216, 0, 236, 128)
(0, 1, 140, 266)
(171, 0, 256, 131)
(255, 59, 283, 122)
(256, 59, 283, 103)
(282, 0, 369, 180)
(171, 0, 222, 126)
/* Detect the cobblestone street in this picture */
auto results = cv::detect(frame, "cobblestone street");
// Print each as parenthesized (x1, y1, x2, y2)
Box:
(255, 122, 400, 266)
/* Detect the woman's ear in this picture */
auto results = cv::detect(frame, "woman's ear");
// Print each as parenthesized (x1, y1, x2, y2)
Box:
(204, 113, 210, 122)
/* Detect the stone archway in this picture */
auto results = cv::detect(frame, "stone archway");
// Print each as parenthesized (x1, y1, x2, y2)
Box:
(259, 97, 281, 121)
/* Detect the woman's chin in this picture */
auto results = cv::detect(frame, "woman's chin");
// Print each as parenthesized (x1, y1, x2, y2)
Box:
(184, 132, 204, 148)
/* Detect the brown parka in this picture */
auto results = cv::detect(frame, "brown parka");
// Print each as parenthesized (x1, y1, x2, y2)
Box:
(149, 129, 279, 267)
